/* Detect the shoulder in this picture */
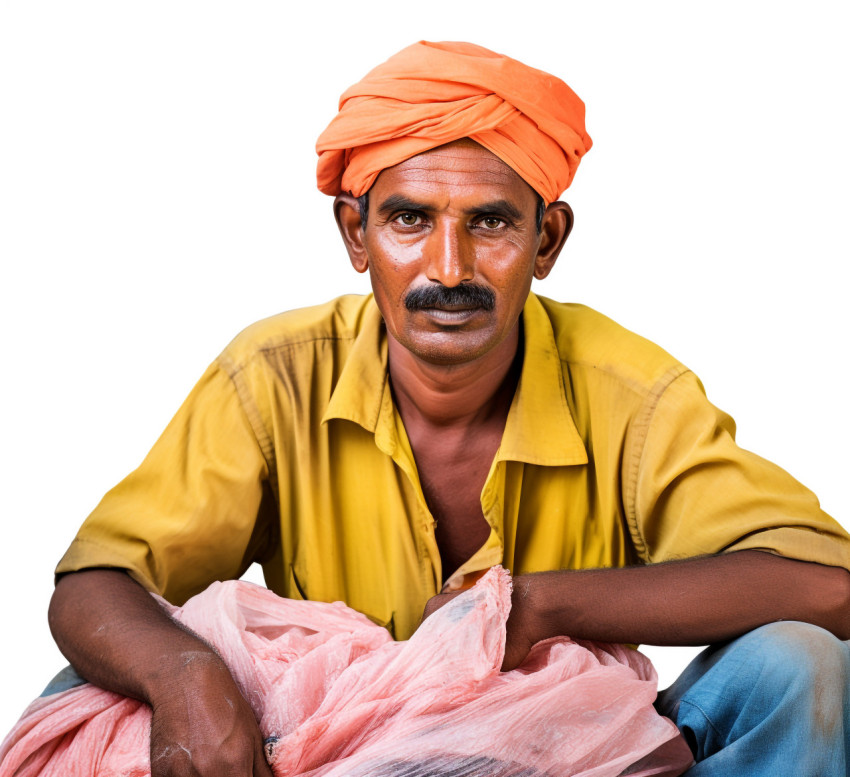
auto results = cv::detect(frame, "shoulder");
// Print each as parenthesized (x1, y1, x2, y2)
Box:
(216, 294, 373, 374)
(534, 295, 689, 397)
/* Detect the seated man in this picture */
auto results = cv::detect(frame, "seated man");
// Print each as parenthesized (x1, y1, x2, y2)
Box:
(48, 41, 850, 776)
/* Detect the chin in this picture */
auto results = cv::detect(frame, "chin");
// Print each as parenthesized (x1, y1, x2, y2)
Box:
(402, 332, 499, 366)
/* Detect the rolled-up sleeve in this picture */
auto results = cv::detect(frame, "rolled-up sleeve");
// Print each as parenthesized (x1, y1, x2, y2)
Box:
(55, 361, 276, 605)
(626, 370, 850, 570)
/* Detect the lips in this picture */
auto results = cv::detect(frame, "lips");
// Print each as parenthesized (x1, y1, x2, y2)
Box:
(417, 305, 483, 323)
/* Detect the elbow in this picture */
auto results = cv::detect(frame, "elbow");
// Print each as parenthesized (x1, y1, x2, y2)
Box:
(47, 570, 99, 646)
(47, 574, 73, 646)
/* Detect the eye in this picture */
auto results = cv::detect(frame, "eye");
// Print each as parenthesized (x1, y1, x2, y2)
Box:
(395, 212, 422, 227)
(479, 216, 505, 230)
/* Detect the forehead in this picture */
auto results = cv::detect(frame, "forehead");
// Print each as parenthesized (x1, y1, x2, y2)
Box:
(371, 140, 536, 203)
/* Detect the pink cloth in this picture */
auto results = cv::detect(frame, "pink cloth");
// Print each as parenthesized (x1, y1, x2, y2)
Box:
(0, 569, 692, 776)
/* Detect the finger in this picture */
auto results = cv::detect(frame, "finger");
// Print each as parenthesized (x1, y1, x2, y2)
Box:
(254, 738, 275, 777)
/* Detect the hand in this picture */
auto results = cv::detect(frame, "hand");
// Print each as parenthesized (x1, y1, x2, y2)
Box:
(49, 571, 275, 775)
(420, 590, 463, 621)
(148, 654, 273, 777)
(420, 580, 540, 672)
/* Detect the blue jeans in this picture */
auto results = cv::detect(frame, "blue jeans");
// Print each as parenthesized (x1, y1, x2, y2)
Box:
(655, 622, 850, 776)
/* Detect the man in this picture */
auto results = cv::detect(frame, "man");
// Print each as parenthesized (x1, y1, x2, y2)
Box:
(48, 41, 850, 776)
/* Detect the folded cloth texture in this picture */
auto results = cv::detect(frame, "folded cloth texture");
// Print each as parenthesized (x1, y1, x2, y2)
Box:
(315, 41, 592, 203)
(0, 568, 692, 776)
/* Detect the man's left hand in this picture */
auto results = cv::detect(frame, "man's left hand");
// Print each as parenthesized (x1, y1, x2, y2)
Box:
(420, 581, 539, 672)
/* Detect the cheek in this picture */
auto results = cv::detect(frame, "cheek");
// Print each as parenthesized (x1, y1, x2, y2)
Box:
(369, 230, 424, 267)
(367, 240, 425, 293)
(475, 242, 538, 287)
(367, 263, 420, 331)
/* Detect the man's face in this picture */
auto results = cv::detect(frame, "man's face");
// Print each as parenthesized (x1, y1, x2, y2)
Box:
(353, 141, 555, 366)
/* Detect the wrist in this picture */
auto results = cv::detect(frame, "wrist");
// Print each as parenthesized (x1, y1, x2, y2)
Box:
(509, 572, 557, 644)
(142, 647, 231, 708)
(512, 570, 579, 642)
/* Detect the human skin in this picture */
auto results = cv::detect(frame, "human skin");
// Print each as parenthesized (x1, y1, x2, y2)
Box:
(337, 140, 571, 368)
(49, 140, 850, 776)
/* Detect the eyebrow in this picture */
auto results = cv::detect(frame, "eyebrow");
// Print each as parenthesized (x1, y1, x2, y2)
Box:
(375, 195, 525, 223)
(375, 195, 427, 216)
(466, 199, 524, 223)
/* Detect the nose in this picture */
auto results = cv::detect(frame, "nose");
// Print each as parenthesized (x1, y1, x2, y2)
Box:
(424, 220, 474, 288)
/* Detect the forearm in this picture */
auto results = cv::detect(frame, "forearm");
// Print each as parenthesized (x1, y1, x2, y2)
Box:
(513, 551, 850, 649)
(48, 568, 227, 705)
(49, 569, 273, 776)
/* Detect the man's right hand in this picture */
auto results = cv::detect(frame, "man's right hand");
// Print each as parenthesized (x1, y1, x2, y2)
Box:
(48, 569, 273, 777)
(148, 656, 272, 776)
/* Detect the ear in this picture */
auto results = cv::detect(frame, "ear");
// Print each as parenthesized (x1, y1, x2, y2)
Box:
(333, 193, 369, 273)
(533, 201, 574, 280)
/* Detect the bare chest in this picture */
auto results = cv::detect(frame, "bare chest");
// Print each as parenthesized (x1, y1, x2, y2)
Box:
(409, 427, 502, 582)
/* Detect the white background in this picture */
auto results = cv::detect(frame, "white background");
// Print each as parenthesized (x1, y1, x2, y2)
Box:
(1, 0, 848, 737)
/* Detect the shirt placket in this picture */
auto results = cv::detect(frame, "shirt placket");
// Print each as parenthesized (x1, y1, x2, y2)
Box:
(372, 376, 442, 599)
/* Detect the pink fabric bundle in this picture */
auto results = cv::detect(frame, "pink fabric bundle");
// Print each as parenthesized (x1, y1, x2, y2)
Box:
(0, 568, 692, 776)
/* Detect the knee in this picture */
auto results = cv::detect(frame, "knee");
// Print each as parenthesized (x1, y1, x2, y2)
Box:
(728, 621, 849, 704)
(670, 623, 850, 764)
(745, 621, 847, 675)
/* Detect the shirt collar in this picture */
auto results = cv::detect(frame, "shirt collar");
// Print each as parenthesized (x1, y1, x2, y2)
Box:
(321, 297, 388, 433)
(497, 293, 588, 466)
(322, 293, 588, 467)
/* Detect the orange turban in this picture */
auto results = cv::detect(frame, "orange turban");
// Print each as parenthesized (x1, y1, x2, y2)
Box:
(315, 41, 592, 205)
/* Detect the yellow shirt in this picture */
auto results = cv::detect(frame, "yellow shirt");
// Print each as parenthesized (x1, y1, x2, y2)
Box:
(56, 293, 850, 639)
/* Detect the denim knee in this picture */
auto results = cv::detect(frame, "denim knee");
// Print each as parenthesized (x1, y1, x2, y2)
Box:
(672, 621, 850, 762)
(735, 621, 848, 701)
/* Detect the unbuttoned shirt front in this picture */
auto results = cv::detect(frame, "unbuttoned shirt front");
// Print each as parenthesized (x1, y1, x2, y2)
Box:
(57, 294, 850, 640)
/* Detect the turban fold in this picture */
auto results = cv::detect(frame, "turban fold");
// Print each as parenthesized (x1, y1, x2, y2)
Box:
(315, 41, 592, 204)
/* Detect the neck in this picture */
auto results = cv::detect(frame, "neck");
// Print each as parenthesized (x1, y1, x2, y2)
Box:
(387, 323, 522, 429)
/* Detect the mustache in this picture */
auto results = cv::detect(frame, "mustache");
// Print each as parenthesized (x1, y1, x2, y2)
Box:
(404, 283, 495, 312)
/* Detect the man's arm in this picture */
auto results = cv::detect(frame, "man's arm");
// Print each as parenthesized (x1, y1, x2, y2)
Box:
(48, 569, 273, 777)
(425, 550, 850, 670)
